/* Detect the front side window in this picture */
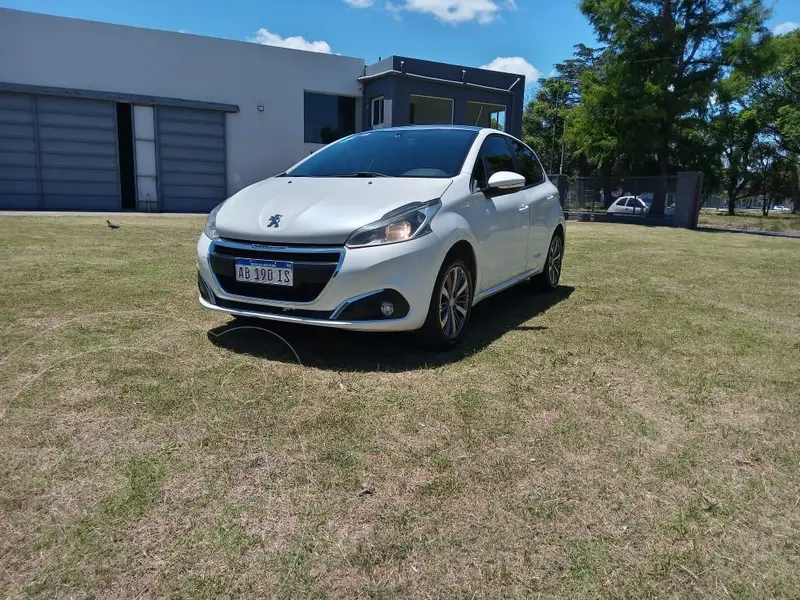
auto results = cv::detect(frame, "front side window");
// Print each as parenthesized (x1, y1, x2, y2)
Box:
(509, 140, 545, 186)
(286, 128, 478, 178)
(304, 92, 356, 144)
(371, 97, 385, 127)
(479, 135, 516, 181)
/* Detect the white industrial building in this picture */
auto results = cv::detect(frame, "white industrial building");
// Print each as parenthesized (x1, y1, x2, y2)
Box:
(0, 8, 526, 212)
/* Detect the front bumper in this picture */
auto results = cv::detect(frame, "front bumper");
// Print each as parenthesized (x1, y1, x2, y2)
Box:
(196, 233, 443, 332)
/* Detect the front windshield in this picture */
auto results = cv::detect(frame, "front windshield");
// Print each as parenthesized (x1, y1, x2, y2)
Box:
(285, 128, 478, 178)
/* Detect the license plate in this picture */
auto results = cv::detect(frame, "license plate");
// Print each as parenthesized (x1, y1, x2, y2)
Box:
(234, 258, 293, 286)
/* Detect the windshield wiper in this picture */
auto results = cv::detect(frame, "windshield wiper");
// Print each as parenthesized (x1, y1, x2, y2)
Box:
(342, 171, 390, 178)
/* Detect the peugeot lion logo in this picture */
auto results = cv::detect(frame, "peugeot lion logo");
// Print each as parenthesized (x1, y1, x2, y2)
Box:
(267, 214, 283, 228)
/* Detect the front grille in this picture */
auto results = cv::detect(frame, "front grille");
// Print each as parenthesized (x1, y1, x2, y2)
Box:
(212, 244, 342, 264)
(209, 241, 342, 303)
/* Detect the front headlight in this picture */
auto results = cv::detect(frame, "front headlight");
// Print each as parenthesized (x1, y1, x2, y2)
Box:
(203, 203, 223, 240)
(346, 199, 441, 248)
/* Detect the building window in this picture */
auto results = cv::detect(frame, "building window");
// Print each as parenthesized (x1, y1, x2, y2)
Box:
(467, 102, 506, 131)
(409, 95, 453, 125)
(304, 92, 356, 144)
(371, 97, 385, 127)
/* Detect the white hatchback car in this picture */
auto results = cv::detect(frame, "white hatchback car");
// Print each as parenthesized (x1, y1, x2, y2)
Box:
(607, 195, 649, 215)
(607, 195, 675, 217)
(197, 126, 565, 348)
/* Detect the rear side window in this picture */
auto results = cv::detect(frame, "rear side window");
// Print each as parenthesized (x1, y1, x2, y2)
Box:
(510, 140, 545, 186)
(479, 135, 516, 181)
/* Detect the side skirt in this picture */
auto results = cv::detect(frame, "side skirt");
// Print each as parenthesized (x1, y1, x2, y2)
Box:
(473, 267, 541, 305)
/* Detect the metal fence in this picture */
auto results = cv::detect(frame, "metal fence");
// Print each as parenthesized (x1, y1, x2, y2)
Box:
(701, 194, 795, 213)
(550, 175, 679, 223)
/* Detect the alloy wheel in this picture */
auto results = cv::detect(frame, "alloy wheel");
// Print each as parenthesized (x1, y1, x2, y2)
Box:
(438, 265, 470, 339)
(548, 236, 563, 287)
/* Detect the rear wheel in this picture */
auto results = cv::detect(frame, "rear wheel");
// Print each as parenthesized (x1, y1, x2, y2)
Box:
(534, 233, 563, 291)
(417, 258, 473, 350)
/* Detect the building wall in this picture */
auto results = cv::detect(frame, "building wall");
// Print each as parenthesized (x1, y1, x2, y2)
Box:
(0, 9, 365, 197)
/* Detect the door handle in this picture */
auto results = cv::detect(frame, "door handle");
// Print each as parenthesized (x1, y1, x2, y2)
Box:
(519, 204, 530, 212)
(546, 194, 555, 201)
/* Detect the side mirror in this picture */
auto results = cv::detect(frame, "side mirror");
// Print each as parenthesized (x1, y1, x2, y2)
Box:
(486, 171, 526, 193)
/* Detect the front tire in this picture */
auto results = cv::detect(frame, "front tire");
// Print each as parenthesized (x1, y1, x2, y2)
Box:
(534, 232, 563, 291)
(417, 258, 473, 350)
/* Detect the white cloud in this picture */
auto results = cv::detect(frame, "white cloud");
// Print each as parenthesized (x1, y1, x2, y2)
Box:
(249, 28, 332, 53)
(382, 0, 515, 24)
(344, 0, 374, 6)
(772, 21, 799, 35)
(480, 56, 540, 83)
(385, 1, 403, 19)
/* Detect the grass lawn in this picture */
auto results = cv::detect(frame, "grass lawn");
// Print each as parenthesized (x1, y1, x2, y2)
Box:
(698, 209, 800, 233)
(1, 216, 798, 598)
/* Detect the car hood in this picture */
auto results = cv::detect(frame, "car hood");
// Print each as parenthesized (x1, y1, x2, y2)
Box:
(215, 177, 453, 245)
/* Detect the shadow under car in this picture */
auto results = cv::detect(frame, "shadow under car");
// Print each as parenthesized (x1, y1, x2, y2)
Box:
(207, 284, 574, 373)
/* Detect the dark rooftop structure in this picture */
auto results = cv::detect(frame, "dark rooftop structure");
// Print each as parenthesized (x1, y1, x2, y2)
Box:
(359, 55, 525, 138)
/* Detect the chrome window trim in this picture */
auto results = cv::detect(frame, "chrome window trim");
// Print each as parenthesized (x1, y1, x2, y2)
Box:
(206, 238, 346, 308)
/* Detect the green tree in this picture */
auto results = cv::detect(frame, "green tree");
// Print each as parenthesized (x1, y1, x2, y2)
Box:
(522, 44, 602, 177)
(708, 71, 764, 215)
(753, 29, 800, 212)
(576, 0, 771, 214)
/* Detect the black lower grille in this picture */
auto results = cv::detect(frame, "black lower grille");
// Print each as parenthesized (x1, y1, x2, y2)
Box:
(215, 297, 332, 319)
(209, 242, 342, 302)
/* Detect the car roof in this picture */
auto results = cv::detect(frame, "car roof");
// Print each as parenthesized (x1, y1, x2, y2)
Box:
(363, 125, 486, 133)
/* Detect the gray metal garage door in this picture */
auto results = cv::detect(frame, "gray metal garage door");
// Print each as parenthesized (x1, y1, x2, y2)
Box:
(156, 106, 226, 212)
(0, 92, 39, 209)
(0, 92, 120, 210)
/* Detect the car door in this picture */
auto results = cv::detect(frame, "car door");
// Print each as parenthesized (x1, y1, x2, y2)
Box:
(471, 135, 529, 289)
(508, 139, 555, 272)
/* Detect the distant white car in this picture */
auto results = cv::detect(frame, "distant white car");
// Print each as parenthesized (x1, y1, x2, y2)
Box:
(607, 196, 649, 216)
(772, 205, 790, 213)
(607, 195, 675, 217)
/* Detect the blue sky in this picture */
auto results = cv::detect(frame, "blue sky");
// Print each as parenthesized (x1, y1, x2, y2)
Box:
(3, 0, 799, 88)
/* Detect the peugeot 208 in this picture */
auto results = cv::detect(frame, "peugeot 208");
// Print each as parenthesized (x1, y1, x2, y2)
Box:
(197, 126, 565, 349)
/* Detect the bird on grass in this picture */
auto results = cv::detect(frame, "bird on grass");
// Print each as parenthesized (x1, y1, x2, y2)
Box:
(106, 220, 120, 229)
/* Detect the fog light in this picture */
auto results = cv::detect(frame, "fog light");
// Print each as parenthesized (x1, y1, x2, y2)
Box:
(380, 301, 395, 317)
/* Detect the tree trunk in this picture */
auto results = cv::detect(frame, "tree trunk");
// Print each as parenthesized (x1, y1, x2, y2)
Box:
(727, 182, 736, 216)
(651, 148, 669, 216)
(792, 162, 799, 214)
(602, 163, 614, 209)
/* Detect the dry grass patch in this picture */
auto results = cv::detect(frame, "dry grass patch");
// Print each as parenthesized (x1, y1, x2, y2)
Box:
(698, 209, 800, 233)
(1, 215, 798, 598)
